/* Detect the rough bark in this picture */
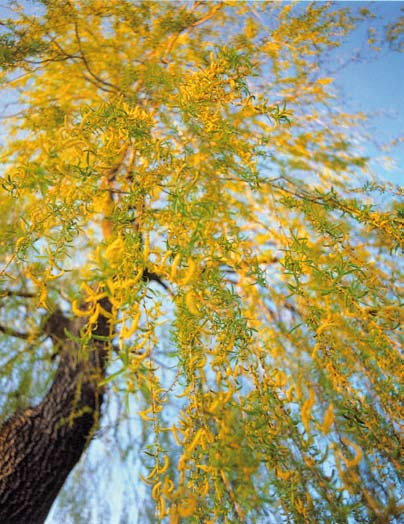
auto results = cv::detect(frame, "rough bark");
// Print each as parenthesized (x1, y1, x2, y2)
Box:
(0, 298, 112, 524)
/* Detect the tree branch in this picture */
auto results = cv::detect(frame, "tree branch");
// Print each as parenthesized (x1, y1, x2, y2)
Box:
(0, 324, 33, 340)
(0, 289, 36, 299)
(73, 21, 122, 95)
(161, 2, 224, 64)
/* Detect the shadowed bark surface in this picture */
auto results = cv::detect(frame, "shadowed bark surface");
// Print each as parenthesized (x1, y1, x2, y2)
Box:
(0, 298, 112, 524)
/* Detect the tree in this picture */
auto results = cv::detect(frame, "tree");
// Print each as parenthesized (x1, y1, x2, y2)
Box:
(0, 299, 112, 524)
(0, 1, 402, 522)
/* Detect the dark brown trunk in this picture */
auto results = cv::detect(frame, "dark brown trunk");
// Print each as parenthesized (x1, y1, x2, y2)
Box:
(0, 299, 111, 524)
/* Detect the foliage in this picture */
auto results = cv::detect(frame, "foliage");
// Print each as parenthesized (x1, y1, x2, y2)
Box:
(0, 1, 402, 522)
(385, 5, 404, 52)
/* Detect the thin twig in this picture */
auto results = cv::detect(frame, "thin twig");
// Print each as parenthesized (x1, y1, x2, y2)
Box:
(0, 289, 36, 299)
(0, 254, 16, 277)
(0, 324, 32, 340)
(162, 2, 224, 64)
(220, 469, 245, 522)
(73, 21, 122, 95)
(143, 270, 173, 297)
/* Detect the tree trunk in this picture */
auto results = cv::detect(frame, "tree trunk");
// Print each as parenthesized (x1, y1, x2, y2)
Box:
(0, 299, 112, 524)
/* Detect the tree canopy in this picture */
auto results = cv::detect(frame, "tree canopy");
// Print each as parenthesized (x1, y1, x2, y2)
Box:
(0, 1, 402, 523)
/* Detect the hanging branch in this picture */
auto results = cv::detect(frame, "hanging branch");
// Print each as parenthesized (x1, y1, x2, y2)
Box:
(73, 20, 123, 95)
(161, 2, 224, 64)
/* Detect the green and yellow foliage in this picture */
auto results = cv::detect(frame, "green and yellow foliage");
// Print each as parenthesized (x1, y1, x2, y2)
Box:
(0, 1, 402, 522)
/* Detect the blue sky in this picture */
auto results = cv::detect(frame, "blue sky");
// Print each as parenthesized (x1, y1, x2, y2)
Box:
(331, 1, 403, 185)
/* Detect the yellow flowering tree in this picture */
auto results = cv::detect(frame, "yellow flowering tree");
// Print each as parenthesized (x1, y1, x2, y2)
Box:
(0, 1, 402, 522)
